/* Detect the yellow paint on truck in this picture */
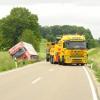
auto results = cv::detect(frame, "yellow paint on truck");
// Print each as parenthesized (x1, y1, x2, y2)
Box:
(48, 34, 88, 65)
(58, 35, 88, 65)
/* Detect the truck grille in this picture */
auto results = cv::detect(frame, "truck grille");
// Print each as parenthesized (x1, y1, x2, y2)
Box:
(70, 55, 84, 57)
(70, 50, 84, 57)
(72, 59, 82, 63)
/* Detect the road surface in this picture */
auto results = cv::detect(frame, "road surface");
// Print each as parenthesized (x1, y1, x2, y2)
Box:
(0, 61, 98, 100)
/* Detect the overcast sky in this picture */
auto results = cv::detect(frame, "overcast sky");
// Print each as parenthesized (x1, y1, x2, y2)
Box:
(0, 0, 100, 39)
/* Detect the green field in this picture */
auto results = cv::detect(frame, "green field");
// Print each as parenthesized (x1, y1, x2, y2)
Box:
(0, 52, 33, 72)
(88, 48, 100, 82)
(0, 52, 15, 71)
(38, 39, 47, 60)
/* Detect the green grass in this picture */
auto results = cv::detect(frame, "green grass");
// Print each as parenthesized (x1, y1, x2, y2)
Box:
(0, 52, 15, 71)
(0, 52, 35, 72)
(88, 48, 100, 66)
(88, 48, 100, 82)
(38, 38, 47, 60)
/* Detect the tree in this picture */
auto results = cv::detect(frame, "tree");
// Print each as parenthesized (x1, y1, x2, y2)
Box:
(20, 29, 33, 44)
(98, 38, 100, 44)
(95, 38, 100, 47)
(0, 7, 40, 50)
(20, 29, 40, 51)
(40, 25, 95, 48)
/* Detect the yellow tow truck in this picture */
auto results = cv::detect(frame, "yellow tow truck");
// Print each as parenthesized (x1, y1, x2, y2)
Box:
(49, 34, 88, 65)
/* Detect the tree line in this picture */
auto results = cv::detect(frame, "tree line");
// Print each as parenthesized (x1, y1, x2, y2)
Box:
(0, 7, 99, 52)
(40, 25, 99, 49)
(0, 7, 41, 51)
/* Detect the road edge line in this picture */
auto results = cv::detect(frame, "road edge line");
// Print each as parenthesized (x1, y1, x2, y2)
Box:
(83, 66, 99, 100)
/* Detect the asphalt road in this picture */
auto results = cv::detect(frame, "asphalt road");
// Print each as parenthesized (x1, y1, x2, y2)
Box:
(0, 61, 98, 100)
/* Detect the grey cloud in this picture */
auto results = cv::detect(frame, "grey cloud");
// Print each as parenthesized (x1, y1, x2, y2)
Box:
(0, 0, 100, 6)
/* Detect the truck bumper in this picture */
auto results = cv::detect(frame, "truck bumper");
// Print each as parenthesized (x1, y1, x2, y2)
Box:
(64, 57, 87, 64)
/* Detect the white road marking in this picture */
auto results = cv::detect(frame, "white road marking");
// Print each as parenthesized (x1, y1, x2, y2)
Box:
(32, 77, 42, 84)
(83, 66, 98, 100)
(48, 68, 55, 72)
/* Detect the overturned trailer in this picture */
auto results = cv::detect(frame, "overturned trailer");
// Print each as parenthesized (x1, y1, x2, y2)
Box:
(9, 41, 38, 60)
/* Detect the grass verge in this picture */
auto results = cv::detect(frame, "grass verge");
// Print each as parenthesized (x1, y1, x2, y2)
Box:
(88, 48, 100, 82)
(38, 38, 47, 60)
(0, 52, 15, 72)
(0, 52, 37, 72)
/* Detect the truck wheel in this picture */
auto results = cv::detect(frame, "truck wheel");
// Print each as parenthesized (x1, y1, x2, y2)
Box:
(81, 64, 85, 66)
(58, 57, 62, 65)
(46, 54, 49, 62)
(50, 56, 53, 64)
(46, 57, 49, 62)
(62, 56, 65, 65)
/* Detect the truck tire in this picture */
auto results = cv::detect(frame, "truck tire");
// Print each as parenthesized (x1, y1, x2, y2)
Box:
(81, 63, 85, 66)
(50, 56, 53, 64)
(46, 57, 49, 62)
(58, 57, 62, 65)
(62, 56, 65, 65)
(46, 54, 49, 62)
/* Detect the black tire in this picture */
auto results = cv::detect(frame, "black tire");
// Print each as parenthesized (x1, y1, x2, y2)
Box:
(50, 56, 53, 64)
(81, 64, 85, 66)
(46, 54, 50, 62)
(62, 56, 65, 65)
(58, 57, 62, 65)
(77, 64, 84, 66)
(76, 64, 79, 66)
(46, 57, 49, 62)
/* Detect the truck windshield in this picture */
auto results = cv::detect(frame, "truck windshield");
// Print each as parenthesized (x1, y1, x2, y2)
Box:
(64, 41, 86, 49)
(13, 48, 26, 58)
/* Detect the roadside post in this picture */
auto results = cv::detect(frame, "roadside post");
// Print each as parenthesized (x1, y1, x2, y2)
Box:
(14, 57, 18, 68)
(91, 58, 94, 69)
(91, 63, 93, 69)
